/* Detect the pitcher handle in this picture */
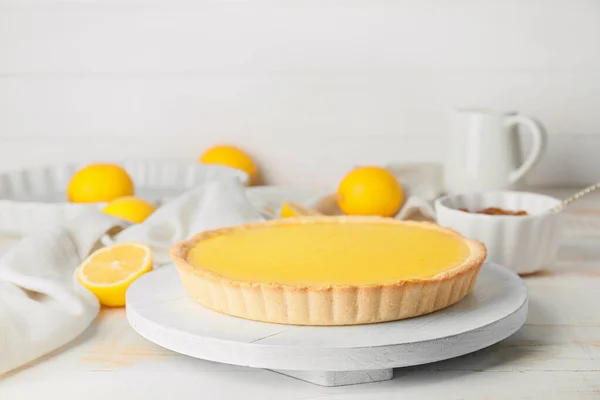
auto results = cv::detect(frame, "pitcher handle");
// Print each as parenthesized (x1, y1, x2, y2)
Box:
(505, 115, 548, 184)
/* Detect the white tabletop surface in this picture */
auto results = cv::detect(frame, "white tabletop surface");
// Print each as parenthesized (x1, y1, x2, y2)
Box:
(1, 187, 599, 399)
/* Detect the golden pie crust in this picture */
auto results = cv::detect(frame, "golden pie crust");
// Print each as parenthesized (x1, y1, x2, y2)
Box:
(171, 217, 487, 326)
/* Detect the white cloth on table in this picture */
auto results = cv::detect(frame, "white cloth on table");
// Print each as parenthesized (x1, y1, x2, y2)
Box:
(0, 178, 262, 376)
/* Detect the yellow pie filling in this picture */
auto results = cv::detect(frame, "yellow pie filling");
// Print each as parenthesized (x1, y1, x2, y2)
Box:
(187, 221, 471, 285)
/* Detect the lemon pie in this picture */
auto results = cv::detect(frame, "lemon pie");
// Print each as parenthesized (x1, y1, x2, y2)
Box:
(171, 217, 486, 326)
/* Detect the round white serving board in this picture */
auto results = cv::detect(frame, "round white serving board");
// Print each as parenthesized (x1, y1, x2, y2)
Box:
(126, 262, 527, 386)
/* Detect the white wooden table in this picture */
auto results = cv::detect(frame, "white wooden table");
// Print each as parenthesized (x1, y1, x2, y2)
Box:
(1, 187, 599, 399)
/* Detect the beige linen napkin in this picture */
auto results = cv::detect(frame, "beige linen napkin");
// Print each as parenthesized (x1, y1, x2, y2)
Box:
(312, 194, 437, 221)
(0, 178, 263, 376)
(0, 213, 124, 376)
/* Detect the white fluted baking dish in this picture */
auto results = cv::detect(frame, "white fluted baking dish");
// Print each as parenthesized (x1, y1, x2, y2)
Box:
(0, 161, 248, 235)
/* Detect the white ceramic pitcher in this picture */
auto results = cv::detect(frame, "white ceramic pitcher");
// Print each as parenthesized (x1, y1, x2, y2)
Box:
(444, 108, 547, 193)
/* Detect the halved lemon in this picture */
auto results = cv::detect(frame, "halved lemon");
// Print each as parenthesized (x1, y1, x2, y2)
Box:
(280, 201, 322, 218)
(77, 242, 152, 307)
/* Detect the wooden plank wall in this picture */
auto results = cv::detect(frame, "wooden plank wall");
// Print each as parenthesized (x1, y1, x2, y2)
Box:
(1, 0, 599, 187)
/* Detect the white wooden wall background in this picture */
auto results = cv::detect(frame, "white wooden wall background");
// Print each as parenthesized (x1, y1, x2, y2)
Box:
(1, 0, 599, 188)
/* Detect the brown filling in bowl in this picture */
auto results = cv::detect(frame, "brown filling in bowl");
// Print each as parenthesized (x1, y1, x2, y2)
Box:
(459, 207, 528, 216)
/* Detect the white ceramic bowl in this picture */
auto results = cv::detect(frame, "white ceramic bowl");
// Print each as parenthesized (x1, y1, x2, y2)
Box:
(435, 191, 565, 275)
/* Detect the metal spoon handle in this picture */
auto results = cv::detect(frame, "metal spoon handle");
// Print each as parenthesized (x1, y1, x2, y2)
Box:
(553, 182, 600, 212)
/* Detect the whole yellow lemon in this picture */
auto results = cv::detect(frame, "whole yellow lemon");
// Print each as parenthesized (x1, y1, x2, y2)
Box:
(102, 196, 156, 224)
(199, 145, 258, 185)
(68, 164, 134, 203)
(337, 166, 404, 217)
